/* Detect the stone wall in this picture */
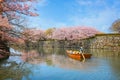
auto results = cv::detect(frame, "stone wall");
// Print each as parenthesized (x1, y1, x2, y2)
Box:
(38, 33, 120, 50)
(87, 34, 120, 49)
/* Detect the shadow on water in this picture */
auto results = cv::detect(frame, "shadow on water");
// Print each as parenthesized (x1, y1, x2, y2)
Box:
(0, 47, 120, 80)
(0, 58, 32, 80)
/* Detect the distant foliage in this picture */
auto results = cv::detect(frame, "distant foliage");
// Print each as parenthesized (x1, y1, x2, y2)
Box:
(21, 26, 100, 42)
(52, 26, 100, 40)
(110, 19, 120, 33)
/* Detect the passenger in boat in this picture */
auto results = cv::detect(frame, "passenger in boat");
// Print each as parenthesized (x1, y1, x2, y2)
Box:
(80, 47, 83, 53)
(69, 50, 73, 54)
(73, 51, 76, 54)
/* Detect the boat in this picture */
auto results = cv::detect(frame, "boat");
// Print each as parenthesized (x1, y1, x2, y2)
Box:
(66, 50, 92, 60)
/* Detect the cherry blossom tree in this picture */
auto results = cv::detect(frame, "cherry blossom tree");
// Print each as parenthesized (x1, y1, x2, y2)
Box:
(52, 27, 68, 40)
(22, 28, 45, 49)
(22, 28, 45, 42)
(0, 15, 11, 40)
(0, 15, 12, 59)
(0, 0, 38, 16)
(0, 15, 24, 44)
(52, 26, 100, 40)
(0, 0, 38, 59)
(0, 0, 38, 42)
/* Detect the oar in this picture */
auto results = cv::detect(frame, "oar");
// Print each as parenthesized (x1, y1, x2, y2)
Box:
(81, 52, 85, 62)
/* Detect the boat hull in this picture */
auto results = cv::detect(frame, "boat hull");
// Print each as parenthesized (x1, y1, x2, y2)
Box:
(66, 50, 92, 60)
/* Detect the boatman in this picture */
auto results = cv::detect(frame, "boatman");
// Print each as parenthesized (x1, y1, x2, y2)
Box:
(80, 47, 83, 53)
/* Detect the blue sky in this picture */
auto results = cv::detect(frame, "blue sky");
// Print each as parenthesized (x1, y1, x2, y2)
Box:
(28, 0, 120, 33)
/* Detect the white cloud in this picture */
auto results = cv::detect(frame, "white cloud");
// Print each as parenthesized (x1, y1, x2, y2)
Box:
(28, 0, 120, 33)
(69, 9, 119, 32)
(77, 0, 92, 5)
(37, 0, 48, 7)
(69, 0, 120, 32)
(76, 0, 106, 6)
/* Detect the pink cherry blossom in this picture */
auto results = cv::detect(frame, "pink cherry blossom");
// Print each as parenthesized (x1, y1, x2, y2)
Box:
(0, 0, 38, 43)
(52, 26, 100, 40)
(22, 28, 45, 43)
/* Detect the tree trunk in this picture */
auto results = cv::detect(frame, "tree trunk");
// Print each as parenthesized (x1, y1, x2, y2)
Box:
(0, 39, 10, 60)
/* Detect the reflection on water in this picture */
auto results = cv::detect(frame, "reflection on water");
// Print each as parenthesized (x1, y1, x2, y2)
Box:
(0, 48, 120, 80)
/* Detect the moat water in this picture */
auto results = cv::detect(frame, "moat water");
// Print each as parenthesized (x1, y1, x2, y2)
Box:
(0, 48, 120, 80)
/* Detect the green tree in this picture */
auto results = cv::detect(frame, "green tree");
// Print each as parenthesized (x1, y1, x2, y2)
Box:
(45, 28, 55, 39)
(110, 19, 120, 33)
